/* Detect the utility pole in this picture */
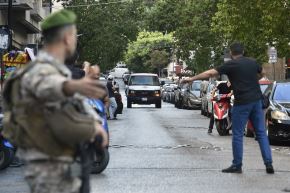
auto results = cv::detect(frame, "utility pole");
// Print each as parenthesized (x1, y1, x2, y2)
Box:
(50, 0, 52, 13)
(7, 0, 12, 51)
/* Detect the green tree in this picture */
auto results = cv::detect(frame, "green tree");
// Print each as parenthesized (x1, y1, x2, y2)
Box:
(149, 50, 169, 76)
(145, 0, 220, 73)
(63, 0, 144, 71)
(125, 31, 173, 73)
(212, 0, 290, 62)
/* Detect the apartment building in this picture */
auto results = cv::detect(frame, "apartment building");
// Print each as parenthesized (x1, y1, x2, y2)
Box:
(0, 0, 50, 50)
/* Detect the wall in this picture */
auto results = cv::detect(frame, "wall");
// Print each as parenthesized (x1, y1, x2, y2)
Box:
(263, 58, 286, 81)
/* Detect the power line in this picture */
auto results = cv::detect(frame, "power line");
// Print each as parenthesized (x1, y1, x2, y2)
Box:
(0, 0, 136, 10)
(53, 0, 134, 8)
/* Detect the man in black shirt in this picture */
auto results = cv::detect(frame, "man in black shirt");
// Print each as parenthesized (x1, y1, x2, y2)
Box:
(183, 42, 274, 174)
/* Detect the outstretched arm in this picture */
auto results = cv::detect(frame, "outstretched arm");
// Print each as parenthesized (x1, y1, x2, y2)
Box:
(182, 69, 219, 83)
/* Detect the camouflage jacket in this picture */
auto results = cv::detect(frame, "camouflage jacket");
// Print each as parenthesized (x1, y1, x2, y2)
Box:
(17, 51, 101, 161)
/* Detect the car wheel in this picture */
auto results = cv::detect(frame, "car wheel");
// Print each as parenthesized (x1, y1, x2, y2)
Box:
(91, 148, 110, 174)
(127, 100, 132, 108)
(155, 100, 162, 108)
(0, 147, 14, 170)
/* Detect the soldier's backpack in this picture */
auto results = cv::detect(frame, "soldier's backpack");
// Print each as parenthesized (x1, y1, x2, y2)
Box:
(1, 60, 96, 157)
(2, 62, 36, 148)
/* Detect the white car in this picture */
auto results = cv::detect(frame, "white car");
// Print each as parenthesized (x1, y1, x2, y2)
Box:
(125, 73, 161, 108)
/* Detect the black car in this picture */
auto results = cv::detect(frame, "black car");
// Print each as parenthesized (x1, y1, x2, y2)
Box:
(264, 81, 290, 144)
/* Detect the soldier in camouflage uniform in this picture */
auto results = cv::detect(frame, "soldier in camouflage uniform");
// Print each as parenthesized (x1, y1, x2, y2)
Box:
(3, 10, 108, 193)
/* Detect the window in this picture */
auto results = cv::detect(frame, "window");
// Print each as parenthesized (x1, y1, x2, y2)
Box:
(192, 82, 201, 91)
(129, 76, 160, 86)
(273, 83, 290, 102)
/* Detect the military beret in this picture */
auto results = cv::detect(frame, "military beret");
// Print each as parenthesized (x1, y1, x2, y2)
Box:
(41, 9, 77, 31)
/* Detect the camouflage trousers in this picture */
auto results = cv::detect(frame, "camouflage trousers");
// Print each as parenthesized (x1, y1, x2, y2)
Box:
(24, 161, 81, 193)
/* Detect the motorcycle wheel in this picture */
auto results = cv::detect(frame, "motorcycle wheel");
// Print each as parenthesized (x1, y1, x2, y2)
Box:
(215, 119, 229, 136)
(91, 148, 110, 174)
(0, 147, 14, 170)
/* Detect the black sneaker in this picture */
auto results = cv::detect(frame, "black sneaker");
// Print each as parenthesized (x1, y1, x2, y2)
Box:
(266, 164, 274, 174)
(222, 165, 242, 173)
(208, 128, 213, 134)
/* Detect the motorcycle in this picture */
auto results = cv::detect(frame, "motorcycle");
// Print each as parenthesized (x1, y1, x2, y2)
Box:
(0, 114, 15, 170)
(212, 94, 232, 136)
(87, 99, 110, 174)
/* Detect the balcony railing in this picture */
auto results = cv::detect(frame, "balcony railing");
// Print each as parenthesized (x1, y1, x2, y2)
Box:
(30, 2, 45, 22)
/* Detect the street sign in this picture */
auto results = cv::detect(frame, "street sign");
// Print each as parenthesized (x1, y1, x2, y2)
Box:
(268, 46, 277, 64)
(0, 26, 11, 50)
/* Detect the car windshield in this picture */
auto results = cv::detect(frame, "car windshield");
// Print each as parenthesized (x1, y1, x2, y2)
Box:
(273, 83, 290, 101)
(129, 76, 160, 86)
(192, 82, 201, 91)
(260, 84, 269, 94)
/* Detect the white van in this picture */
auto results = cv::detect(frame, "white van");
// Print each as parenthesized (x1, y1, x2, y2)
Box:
(110, 63, 129, 78)
(125, 73, 162, 108)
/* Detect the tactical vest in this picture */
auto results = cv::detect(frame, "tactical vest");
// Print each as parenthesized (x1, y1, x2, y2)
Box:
(2, 60, 96, 157)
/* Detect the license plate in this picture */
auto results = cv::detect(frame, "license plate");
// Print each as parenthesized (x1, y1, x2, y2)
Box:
(141, 97, 147, 101)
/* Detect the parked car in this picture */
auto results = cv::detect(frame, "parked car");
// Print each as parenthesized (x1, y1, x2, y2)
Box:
(161, 85, 172, 102)
(174, 83, 188, 109)
(182, 84, 202, 109)
(200, 81, 209, 115)
(125, 73, 162, 108)
(160, 78, 174, 86)
(201, 81, 216, 116)
(167, 84, 178, 104)
(122, 73, 131, 82)
(264, 81, 290, 144)
(161, 85, 170, 101)
(245, 80, 272, 137)
(191, 80, 202, 98)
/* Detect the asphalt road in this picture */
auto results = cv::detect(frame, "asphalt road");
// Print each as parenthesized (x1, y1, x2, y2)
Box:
(1, 80, 290, 193)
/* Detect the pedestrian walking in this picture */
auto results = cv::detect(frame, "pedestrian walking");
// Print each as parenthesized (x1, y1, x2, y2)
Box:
(2, 9, 108, 193)
(182, 42, 274, 174)
(107, 75, 118, 120)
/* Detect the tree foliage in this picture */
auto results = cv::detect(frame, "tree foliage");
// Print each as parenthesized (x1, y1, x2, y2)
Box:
(55, 0, 289, 73)
(125, 31, 173, 73)
(212, 0, 290, 62)
(64, 0, 144, 71)
(145, 0, 219, 73)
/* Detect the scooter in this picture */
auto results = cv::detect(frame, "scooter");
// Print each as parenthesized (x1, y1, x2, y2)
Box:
(0, 114, 15, 170)
(213, 94, 231, 136)
(87, 99, 110, 174)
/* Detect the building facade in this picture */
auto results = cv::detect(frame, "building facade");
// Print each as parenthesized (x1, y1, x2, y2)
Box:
(0, 0, 50, 50)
